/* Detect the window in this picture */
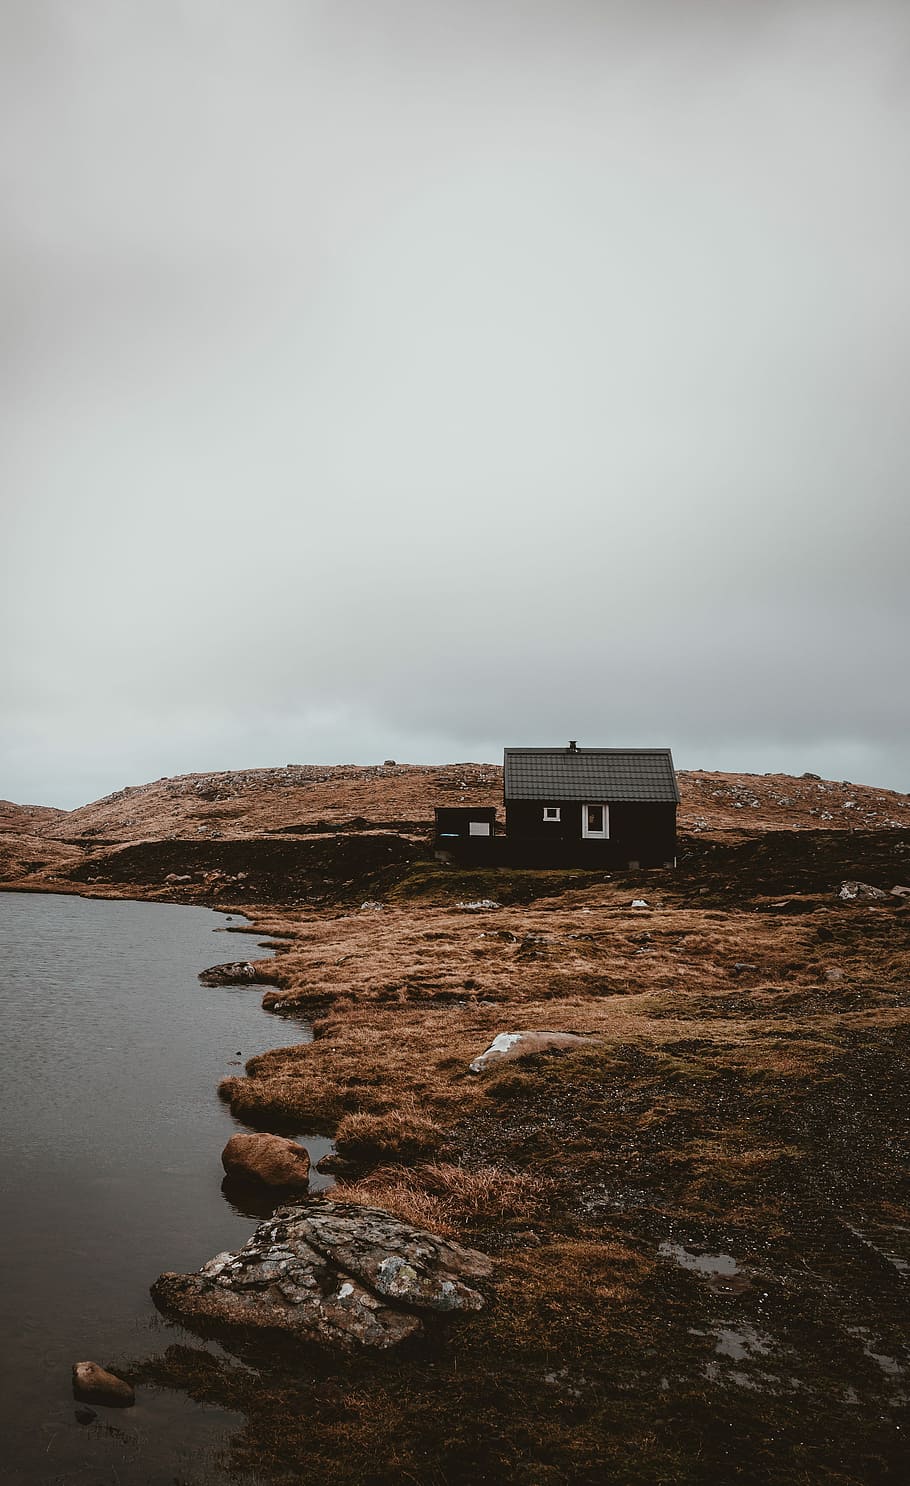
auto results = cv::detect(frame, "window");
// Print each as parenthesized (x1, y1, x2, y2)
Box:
(469, 821, 491, 836)
(581, 803, 609, 839)
(543, 806, 561, 822)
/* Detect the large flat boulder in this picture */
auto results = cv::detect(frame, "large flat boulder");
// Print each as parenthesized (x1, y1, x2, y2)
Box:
(298, 1202, 491, 1310)
(152, 1201, 493, 1352)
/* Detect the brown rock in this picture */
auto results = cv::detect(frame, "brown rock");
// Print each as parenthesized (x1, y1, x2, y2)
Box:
(222, 1132, 310, 1189)
(72, 1361, 135, 1407)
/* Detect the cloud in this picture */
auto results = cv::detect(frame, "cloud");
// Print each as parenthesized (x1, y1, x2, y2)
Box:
(2, 1, 909, 804)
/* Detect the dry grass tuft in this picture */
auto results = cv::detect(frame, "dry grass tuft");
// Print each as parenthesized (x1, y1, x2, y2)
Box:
(217, 1072, 347, 1129)
(333, 1107, 445, 1164)
(335, 1161, 546, 1237)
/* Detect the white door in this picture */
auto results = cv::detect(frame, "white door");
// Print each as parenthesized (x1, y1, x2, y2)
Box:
(581, 803, 609, 839)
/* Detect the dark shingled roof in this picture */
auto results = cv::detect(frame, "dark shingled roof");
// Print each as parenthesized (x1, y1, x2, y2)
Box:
(503, 747, 679, 804)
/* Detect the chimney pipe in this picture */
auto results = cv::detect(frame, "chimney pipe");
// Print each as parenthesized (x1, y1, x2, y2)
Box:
(568, 740, 577, 752)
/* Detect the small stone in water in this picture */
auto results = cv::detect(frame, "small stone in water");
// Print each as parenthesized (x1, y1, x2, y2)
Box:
(72, 1361, 135, 1407)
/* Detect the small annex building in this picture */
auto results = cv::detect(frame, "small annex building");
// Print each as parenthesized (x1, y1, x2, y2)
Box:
(433, 742, 678, 868)
(434, 804, 498, 844)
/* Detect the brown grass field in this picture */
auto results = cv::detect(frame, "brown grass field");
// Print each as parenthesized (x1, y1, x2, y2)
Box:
(2, 765, 908, 1484)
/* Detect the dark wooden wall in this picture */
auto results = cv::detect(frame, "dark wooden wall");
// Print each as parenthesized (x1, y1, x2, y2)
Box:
(501, 800, 676, 867)
(434, 806, 498, 841)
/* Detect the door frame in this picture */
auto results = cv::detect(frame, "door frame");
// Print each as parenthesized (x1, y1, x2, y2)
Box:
(581, 803, 610, 839)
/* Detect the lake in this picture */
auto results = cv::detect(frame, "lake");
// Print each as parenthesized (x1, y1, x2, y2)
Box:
(0, 890, 326, 1485)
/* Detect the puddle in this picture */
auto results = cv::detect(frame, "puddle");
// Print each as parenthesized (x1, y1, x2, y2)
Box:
(659, 1240, 753, 1294)
(713, 1324, 774, 1361)
(842, 1219, 910, 1276)
(702, 1361, 777, 1391)
(847, 1327, 906, 1380)
(658, 1241, 739, 1276)
(691, 1323, 783, 1393)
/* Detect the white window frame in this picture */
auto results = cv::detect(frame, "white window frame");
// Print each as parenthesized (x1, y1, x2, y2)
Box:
(468, 821, 491, 836)
(581, 803, 610, 839)
(542, 806, 561, 822)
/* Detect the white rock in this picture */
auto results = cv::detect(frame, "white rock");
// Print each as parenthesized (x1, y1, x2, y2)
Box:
(838, 881, 889, 902)
(469, 1030, 600, 1074)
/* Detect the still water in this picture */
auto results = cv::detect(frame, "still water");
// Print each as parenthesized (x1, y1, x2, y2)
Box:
(0, 891, 324, 1485)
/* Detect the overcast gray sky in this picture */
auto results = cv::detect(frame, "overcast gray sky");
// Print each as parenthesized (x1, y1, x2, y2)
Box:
(2, 1, 909, 808)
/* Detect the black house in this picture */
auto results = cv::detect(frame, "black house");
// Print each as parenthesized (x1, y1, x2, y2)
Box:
(503, 742, 678, 868)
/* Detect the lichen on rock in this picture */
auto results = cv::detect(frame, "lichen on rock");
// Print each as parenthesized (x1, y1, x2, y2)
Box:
(152, 1201, 493, 1351)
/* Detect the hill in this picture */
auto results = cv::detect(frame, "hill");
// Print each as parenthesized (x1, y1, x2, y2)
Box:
(10, 762, 910, 849)
(0, 798, 67, 832)
(1, 762, 906, 906)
